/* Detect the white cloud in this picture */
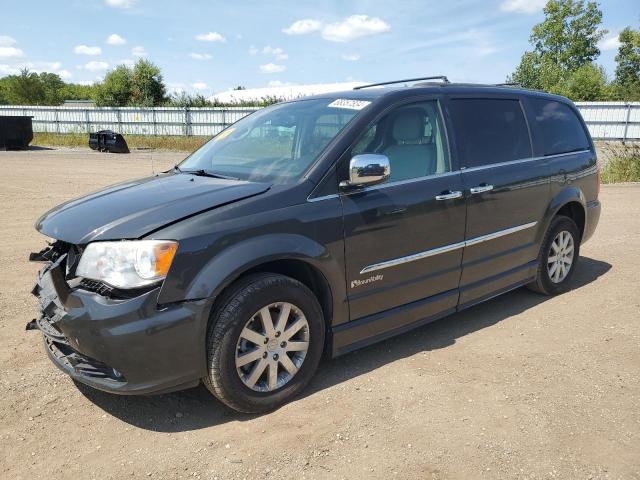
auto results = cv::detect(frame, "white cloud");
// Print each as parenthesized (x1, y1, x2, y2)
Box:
(0, 60, 71, 78)
(341, 53, 360, 61)
(268, 80, 294, 87)
(131, 45, 147, 56)
(74, 45, 102, 56)
(248, 45, 259, 55)
(259, 62, 286, 74)
(283, 19, 323, 35)
(322, 15, 390, 42)
(195, 32, 226, 42)
(191, 82, 208, 90)
(107, 33, 126, 45)
(104, 0, 136, 8)
(500, 0, 546, 14)
(0, 46, 24, 58)
(189, 52, 212, 60)
(78, 80, 95, 86)
(84, 60, 109, 71)
(0, 35, 17, 47)
(263, 46, 288, 60)
(599, 32, 622, 51)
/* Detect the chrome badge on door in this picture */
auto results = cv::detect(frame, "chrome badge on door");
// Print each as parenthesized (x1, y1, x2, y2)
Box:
(351, 274, 384, 289)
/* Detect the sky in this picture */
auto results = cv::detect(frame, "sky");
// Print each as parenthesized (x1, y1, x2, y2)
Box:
(0, 0, 636, 97)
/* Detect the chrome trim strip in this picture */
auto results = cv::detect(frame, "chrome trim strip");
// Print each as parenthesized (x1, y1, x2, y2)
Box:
(359, 221, 538, 274)
(461, 149, 591, 173)
(360, 241, 466, 274)
(463, 221, 538, 247)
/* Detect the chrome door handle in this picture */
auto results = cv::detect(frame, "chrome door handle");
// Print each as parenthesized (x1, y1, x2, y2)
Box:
(435, 191, 463, 201)
(470, 184, 494, 194)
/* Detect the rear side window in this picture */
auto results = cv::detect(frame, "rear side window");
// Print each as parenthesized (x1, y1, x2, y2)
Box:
(449, 98, 532, 168)
(529, 98, 590, 156)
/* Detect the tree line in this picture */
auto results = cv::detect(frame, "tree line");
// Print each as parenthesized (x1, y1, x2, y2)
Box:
(509, 0, 639, 101)
(0, 0, 638, 107)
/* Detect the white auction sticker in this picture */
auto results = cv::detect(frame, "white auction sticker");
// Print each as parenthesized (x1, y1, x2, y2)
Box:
(328, 99, 371, 110)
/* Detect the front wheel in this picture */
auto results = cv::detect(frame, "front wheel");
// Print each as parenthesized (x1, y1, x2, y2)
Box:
(204, 273, 325, 413)
(528, 215, 580, 295)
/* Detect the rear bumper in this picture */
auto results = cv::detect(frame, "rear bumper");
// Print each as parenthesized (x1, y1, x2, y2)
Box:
(32, 257, 210, 395)
(582, 199, 601, 244)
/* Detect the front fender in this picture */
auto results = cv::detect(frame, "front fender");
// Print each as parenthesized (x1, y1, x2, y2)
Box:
(157, 233, 347, 322)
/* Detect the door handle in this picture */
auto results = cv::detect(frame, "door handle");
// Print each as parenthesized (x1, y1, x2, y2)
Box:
(435, 190, 463, 201)
(470, 184, 494, 194)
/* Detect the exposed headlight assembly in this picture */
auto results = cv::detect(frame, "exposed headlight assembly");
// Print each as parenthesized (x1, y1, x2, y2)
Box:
(76, 240, 178, 289)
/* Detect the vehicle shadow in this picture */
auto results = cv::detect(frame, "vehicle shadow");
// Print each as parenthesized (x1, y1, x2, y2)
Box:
(76, 256, 611, 432)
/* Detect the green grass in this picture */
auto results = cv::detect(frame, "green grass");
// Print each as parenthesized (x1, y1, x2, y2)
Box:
(32, 132, 210, 152)
(600, 142, 640, 183)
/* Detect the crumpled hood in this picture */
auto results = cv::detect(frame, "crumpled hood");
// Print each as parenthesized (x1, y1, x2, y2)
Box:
(36, 172, 270, 244)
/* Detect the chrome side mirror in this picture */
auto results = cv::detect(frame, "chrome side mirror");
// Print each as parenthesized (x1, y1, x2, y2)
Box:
(340, 154, 390, 189)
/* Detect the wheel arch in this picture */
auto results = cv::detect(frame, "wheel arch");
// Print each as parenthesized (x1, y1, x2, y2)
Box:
(540, 186, 587, 244)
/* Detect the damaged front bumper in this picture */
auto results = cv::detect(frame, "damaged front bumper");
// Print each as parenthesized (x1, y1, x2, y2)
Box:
(30, 250, 210, 395)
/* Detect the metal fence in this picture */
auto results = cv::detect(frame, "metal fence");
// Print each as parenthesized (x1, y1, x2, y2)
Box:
(0, 102, 638, 141)
(0, 105, 260, 137)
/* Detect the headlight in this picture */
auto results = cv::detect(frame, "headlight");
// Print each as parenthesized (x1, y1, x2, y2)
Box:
(76, 240, 178, 289)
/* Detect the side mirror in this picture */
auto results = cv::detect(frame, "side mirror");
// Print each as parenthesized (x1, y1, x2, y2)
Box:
(340, 154, 390, 189)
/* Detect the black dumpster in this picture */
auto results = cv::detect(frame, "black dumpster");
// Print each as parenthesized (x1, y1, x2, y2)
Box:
(88, 130, 129, 153)
(0, 116, 33, 150)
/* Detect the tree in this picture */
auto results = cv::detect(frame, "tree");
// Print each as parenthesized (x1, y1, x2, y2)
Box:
(1, 69, 46, 105)
(551, 63, 610, 100)
(38, 72, 66, 105)
(509, 0, 606, 92)
(130, 59, 166, 106)
(614, 26, 640, 100)
(96, 65, 133, 106)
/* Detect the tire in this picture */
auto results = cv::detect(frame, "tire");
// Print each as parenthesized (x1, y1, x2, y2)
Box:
(527, 215, 581, 295)
(204, 273, 325, 413)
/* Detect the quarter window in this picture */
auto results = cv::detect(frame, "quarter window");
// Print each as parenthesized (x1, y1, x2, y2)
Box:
(449, 98, 532, 168)
(529, 98, 590, 156)
(351, 101, 450, 183)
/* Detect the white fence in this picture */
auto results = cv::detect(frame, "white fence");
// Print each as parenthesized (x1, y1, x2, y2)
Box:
(0, 102, 638, 141)
(0, 105, 259, 137)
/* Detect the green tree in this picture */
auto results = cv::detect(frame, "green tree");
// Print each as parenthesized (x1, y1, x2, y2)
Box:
(96, 65, 133, 106)
(551, 63, 610, 100)
(509, 0, 607, 92)
(130, 59, 166, 106)
(38, 72, 66, 105)
(2, 69, 46, 105)
(613, 26, 640, 100)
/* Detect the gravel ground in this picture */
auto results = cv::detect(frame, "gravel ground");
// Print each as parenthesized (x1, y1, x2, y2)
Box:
(1, 149, 639, 480)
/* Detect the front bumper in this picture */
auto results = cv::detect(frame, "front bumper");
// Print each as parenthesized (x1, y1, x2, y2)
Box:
(31, 255, 210, 395)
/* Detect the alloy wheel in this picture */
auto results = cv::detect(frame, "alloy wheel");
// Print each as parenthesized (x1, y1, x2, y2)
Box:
(547, 230, 575, 283)
(235, 302, 310, 392)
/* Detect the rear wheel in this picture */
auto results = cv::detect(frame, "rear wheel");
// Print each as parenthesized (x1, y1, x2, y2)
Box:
(528, 215, 580, 295)
(204, 273, 324, 413)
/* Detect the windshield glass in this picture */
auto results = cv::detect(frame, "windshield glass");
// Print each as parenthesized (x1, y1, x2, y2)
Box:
(178, 98, 370, 183)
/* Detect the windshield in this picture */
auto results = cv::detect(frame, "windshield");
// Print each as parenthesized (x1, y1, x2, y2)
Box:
(178, 98, 370, 183)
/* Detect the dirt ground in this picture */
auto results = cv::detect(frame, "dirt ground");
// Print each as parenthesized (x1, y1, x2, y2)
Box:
(1, 149, 638, 480)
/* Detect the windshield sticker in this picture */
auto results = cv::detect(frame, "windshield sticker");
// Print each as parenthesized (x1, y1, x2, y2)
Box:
(328, 99, 371, 110)
(213, 128, 235, 142)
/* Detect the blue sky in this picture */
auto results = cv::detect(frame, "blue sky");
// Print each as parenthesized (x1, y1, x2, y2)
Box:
(0, 0, 636, 96)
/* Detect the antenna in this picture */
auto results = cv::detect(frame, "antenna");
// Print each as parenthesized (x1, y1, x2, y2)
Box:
(354, 76, 450, 90)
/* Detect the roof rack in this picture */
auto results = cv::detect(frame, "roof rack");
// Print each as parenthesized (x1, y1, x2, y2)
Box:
(354, 76, 450, 90)
(495, 82, 522, 87)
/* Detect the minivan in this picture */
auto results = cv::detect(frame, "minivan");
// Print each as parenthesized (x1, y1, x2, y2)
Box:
(29, 77, 601, 413)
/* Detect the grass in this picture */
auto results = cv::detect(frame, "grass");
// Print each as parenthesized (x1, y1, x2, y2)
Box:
(32, 132, 210, 152)
(600, 142, 640, 183)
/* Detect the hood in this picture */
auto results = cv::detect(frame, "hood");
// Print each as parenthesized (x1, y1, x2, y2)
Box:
(36, 172, 271, 244)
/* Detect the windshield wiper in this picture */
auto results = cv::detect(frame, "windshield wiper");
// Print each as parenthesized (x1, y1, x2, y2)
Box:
(181, 169, 239, 180)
